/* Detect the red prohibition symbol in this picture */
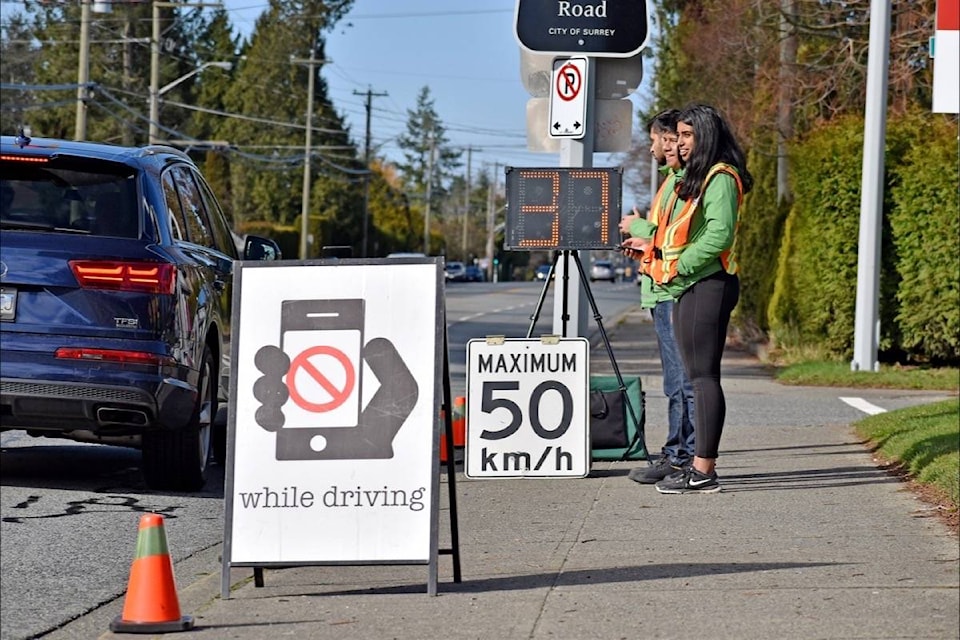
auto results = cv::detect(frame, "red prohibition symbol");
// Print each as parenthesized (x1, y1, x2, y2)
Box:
(287, 345, 356, 412)
(556, 63, 582, 102)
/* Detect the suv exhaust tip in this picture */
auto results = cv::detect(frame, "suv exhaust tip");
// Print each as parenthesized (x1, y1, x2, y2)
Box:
(96, 407, 149, 427)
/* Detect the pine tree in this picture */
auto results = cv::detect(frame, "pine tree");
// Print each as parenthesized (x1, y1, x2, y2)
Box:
(395, 85, 462, 216)
(0, 11, 38, 134)
(217, 0, 359, 255)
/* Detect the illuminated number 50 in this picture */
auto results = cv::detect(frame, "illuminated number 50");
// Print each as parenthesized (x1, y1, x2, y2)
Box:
(478, 380, 573, 440)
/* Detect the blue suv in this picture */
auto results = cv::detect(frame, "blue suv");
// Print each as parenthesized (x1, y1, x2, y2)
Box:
(0, 134, 280, 490)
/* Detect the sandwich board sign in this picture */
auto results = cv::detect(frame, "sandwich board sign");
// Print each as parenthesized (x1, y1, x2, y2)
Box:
(221, 258, 445, 596)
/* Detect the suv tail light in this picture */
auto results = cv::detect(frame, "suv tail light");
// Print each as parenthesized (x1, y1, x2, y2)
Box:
(0, 154, 48, 163)
(69, 261, 176, 294)
(55, 348, 176, 367)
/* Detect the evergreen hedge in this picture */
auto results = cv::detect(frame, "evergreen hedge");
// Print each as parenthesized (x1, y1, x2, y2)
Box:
(887, 116, 960, 363)
(765, 113, 959, 364)
(768, 116, 867, 357)
(735, 135, 789, 337)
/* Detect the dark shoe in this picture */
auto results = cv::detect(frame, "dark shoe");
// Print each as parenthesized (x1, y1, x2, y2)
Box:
(655, 466, 721, 494)
(628, 457, 682, 484)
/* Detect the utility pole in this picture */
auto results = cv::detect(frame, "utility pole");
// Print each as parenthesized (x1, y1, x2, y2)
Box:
(74, 0, 91, 141)
(122, 8, 134, 146)
(422, 132, 435, 255)
(148, 1, 162, 143)
(354, 87, 387, 258)
(149, 1, 221, 144)
(292, 48, 322, 260)
(461, 146, 472, 260)
(484, 162, 498, 282)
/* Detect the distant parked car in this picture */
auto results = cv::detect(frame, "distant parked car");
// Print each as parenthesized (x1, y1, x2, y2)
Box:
(463, 265, 486, 282)
(535, 264, 553, 281)
(445, 261, 466, 281)
(0, 134, 280, 491)
(590, 260, 616, 283)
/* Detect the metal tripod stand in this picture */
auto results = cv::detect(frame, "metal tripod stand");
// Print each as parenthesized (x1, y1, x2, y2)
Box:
(526, 250, 647, 459)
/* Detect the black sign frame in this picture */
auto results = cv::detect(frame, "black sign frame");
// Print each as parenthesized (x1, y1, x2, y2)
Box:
(504, 167, 623, 251)
(514, 0, 649, 58)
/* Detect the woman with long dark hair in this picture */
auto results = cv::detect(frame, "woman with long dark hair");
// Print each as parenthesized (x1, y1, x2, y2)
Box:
(635, 103, 753, 494)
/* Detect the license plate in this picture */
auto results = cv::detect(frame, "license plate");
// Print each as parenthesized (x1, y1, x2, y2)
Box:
(0, 286, 16, 322)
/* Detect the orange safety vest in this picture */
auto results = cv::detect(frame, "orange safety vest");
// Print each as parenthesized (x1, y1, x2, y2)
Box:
(644, 163, 743, 285)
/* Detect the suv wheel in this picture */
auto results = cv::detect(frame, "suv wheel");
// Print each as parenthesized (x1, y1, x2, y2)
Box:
(142, 345, 216, 491)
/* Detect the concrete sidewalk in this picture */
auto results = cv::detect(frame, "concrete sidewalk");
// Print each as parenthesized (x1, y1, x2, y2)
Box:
(98, 308, 959, 640)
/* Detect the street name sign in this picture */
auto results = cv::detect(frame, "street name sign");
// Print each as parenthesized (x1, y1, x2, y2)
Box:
(515, 0, 649, 58)
(465, 337, 590, 478)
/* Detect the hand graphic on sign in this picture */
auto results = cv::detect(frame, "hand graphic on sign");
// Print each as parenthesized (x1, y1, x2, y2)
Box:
(253, 330, 418, 461)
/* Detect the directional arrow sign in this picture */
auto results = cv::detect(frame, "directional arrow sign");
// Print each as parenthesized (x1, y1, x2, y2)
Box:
(548, 57, 588, 139)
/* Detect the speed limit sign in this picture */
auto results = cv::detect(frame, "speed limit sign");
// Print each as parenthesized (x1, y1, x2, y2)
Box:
(465, 337, 590, 478)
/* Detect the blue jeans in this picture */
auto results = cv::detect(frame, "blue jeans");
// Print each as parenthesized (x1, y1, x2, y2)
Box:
(652, 300, 695, 464)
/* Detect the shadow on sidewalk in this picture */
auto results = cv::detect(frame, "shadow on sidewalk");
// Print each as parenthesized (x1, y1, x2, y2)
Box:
(720, 465, 899, 493)
(242, 561, 844, 599)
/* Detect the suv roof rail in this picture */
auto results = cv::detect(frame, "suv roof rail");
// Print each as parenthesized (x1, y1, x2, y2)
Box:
(141, 144, 192, 162)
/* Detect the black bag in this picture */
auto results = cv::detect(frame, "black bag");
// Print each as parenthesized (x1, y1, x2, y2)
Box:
(589, 389, 629, 449)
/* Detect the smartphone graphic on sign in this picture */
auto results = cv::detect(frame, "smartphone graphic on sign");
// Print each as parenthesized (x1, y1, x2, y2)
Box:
(280, 299, 364, 429)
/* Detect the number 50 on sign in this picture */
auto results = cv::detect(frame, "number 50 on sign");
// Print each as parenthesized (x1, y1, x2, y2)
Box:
(464, 338, 590, 478)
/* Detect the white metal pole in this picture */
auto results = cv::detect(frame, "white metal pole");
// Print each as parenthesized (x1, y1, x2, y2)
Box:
(851, 0, 890, 372)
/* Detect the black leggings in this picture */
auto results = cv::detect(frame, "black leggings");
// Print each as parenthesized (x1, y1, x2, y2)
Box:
(673, 270, 740, 459)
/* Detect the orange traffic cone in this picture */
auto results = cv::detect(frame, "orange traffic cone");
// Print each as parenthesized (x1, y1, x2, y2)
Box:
(109, 513, 194, 634)
(440, 396, 467, 463)
(452, 395, 466, 447)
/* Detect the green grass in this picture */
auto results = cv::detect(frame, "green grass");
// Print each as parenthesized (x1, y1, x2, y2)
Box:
(853, 398, 960, 510)
(776, 361, 960, 391)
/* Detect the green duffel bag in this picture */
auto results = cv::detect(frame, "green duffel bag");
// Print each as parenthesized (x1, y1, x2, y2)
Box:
(589, 375, 647, 461)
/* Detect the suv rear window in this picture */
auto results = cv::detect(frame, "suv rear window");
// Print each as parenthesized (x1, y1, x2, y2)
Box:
(1, 158, 139, 238)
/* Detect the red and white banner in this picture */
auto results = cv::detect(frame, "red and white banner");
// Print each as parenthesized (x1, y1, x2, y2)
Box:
(933, 0, 959, 113)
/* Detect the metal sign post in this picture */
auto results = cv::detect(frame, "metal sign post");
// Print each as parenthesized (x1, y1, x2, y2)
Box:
(514, 1, 649, 339)
(551, 56, 596, 338)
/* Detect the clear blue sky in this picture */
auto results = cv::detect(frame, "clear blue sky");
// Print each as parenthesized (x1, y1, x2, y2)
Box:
(224, 0, 649, 205)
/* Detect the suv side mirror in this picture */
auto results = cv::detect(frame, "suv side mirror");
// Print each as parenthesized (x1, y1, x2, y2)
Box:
(244, 235, 282, 261)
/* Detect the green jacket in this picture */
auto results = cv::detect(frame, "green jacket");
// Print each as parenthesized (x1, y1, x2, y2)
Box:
(629, 168, 739, 301)
(630, 170, 677, 308)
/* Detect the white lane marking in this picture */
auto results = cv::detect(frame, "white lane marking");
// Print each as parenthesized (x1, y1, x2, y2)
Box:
(840, 397, 887, 415)
(450, 302, 535, 326)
